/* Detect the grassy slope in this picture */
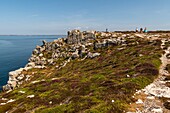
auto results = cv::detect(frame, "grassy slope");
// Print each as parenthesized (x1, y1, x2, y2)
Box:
(0, 36, 163, 113)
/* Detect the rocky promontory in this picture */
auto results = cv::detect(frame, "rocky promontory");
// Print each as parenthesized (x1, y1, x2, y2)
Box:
(1, 30, 170, 112)
(3, 30, 126, 91)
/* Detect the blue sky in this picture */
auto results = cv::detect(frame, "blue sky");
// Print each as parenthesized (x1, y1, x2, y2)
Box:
(0, 0, 170, 35)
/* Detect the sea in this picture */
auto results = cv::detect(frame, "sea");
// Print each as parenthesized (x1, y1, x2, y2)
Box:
(0, 35, 65, 90)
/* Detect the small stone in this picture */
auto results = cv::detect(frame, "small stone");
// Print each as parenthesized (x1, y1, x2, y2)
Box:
(19, 91, 25, 94)
(1, 98, 8, 101)
(25, 75, 31, 81)
(87, 52, 100, 58)
(27, 95, 35, 98)
(139, 54, 143, 57)
(126, 75, 130, 78)
(112, 100, 114, 103)
(41, 79, 45, 82)
(39, 53, 43, 57)
(31, 80, 40, 84)
(0, 103, 6, 105)
(117, 48, 124, 51)
(136, 99, 143, 104)
(7, 99, 15, 103)
(136, 90, 141, 94)
(6, 90, 12, 93)
(146, 96, 155, 100)
(17, 74, 24, 80)
(52, 78, 59, 81)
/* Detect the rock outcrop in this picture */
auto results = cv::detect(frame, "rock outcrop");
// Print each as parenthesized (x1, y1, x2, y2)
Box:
(67, 30, 96, 44)
(4, 30, 166, 92)
(3, 30, 128, 91)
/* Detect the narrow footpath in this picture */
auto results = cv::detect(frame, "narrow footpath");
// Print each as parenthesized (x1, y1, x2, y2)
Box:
(128, 38, 170, 113)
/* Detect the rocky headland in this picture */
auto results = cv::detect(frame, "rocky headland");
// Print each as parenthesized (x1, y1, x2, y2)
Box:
(3, 30, 126, 91)
(1, 30, 170, 112)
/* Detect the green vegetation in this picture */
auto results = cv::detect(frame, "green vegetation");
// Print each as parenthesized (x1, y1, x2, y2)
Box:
(0, 35, 163, 112)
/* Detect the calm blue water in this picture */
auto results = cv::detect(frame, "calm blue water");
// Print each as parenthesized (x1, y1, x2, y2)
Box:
(0, 35, 65, 89)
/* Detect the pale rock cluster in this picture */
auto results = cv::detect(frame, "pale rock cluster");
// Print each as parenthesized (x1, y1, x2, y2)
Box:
(3, 30, 129, 91)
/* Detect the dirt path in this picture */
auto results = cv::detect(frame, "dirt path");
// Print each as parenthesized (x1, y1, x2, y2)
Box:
(128, 38, 170, 113)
